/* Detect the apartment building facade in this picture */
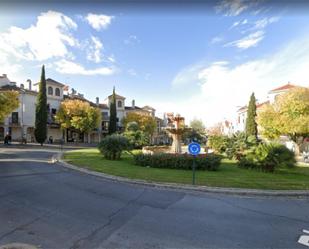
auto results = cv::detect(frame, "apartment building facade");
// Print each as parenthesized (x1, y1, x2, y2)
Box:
(0, 74, 166, 143)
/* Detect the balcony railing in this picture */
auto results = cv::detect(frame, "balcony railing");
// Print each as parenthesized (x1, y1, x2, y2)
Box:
(8, 117, 20, 126)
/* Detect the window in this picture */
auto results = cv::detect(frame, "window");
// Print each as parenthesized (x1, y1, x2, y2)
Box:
(55, 88, 60, 96)
(117, 100, 122, 108)
(102, 112, 108, 119)
(48, 86, 53, 95)
(11, 112, 18, 124)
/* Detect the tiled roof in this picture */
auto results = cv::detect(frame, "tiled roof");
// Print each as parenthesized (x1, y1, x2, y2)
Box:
(34, 78, 65, 87)
(143, 105, 155, 111)
(237, 105, 247, 112)
(99, 103, 109, 109)
(125, 106, 143, 110)
(237, 100, 270, 112)
(256, 101, 270, 109)
(0, 84, 37, 95)
(269, 83, 296, 93)
(108, 93, 126, 99)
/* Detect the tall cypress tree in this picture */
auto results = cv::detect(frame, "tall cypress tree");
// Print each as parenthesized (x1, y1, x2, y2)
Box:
(34, 65, 48, 145)
(108, 87, 117, 134)
(245, 92, 258, 138)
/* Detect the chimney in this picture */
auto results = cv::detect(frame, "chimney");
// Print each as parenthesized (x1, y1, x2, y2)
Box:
(96, 97, 99, 105)
(132, 99, 135, 108)
(27, 79, 32, 90)
(2, 74, 7, 78)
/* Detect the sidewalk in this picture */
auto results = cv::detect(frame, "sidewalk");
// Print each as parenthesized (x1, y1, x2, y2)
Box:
(0, 142, 97, 150)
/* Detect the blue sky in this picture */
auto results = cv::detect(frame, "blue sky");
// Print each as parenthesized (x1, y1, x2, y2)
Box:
(1, 1, 309, 126)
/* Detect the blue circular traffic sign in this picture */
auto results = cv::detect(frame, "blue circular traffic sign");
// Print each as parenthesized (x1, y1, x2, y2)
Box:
(188, 142, 201, 155)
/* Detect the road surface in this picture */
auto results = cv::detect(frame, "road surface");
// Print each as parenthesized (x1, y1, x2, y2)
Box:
(0, 147, 309, 248)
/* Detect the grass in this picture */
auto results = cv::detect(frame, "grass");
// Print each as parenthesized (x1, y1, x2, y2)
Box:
(64, 148, 309, 190)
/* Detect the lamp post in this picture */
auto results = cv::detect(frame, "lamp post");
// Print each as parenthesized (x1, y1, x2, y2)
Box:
(20, 89, 25, 143)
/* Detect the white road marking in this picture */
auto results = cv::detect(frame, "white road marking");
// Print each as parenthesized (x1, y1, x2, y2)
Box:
(298, 230, 309, 247)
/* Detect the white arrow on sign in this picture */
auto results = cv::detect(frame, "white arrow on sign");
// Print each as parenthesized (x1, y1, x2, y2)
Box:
(298, 230, 309, 247)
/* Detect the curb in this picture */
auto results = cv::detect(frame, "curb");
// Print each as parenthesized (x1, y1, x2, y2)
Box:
(54, 152, 309, 198)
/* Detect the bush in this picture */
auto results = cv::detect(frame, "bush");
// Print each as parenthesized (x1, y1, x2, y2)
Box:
(123, 130, 150, 149)
(134, 153, 222, 171)
(98, 134, 129, 160)
(238, 143, 296, 172)
(207, 135, 229, 153)
(225, 132, 258, 160)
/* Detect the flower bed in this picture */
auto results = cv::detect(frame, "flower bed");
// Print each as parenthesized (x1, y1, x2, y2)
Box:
(142, 146, 171, 154)
(134, 153, 222, 171)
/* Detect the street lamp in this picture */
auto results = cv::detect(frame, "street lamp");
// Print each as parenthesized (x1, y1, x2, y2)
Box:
(20, 88, 25, 143)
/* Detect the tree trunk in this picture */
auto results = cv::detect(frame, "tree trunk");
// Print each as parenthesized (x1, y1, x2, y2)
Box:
(88, 132, 91, 143)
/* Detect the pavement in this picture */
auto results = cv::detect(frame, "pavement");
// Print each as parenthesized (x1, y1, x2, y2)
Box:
(1, 147, 309, 248)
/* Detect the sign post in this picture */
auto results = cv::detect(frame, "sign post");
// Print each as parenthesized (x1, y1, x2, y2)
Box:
(188, 142, 201, 185)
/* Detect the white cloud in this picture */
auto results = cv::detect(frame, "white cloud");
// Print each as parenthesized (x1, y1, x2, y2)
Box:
(215, 0, 253, 16)
(166, 36, 309, 126)
(0, 11, 78, 61)
(107, 55, 116, 63)
(54, 59, 115, 76)
(86, 13, 114, 31)
(230, 19, 248, 29)
(127, 69, 137, 76)
(0, 53, 24, 83)
(225, 30, 264, 49)
(211, 36, 224, 44)
(124, 35, 140, 45)
(86, 36, 103, 63)
(253, 16, 279, 30)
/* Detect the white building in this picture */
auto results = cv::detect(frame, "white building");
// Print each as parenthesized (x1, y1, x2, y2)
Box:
(0, 75, 64, 142)
(0, 74, 164, 144)
(234, 83, 298, 133)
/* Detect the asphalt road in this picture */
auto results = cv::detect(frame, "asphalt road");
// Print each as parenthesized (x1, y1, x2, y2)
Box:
(0, 147, 309, 249)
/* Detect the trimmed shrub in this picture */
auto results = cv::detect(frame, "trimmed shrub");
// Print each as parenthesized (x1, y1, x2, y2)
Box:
(134, 153, 222, 171)
(238, 143, 296, 172)
(98, 134, 129, 160)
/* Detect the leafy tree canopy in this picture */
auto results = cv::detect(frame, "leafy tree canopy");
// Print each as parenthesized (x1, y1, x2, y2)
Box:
(123, 112, 157, 135)
(258, 87, 309, 151)
(0, 91, 19, 121)
(190, 119, 205, 133)
(56, 99, 101, 133)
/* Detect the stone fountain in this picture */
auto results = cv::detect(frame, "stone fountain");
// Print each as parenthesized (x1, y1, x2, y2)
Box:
(166, 114, 190, 154)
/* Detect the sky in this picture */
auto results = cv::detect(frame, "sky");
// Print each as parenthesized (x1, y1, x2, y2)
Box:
(1, 0, 309, 127)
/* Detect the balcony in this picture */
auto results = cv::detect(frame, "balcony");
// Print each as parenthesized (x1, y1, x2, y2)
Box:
(102, 116, 109, 121)
(9, 117, 20, 127)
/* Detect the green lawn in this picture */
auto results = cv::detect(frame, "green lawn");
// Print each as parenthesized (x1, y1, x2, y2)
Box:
(64, 148, 309, 190)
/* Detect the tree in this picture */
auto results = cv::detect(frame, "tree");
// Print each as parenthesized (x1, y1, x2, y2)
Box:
(258, 87, 309, 154)
(0, 91, 19, 122)
(34, 65, 48, 145)
(123, 121, 149, 148)
(56, 99, 101, 142)
(109, 87, 117, 134)
(245, 93, 258, 138)
(257, 104, 281, 139)
(183, 119, 206, 144)
(126, 121, 139, 132)
(190, 119, 205, 133)
(122, 112, 157, 136)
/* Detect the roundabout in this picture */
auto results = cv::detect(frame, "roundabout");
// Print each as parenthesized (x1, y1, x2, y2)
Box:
(0, 147, 309, 248)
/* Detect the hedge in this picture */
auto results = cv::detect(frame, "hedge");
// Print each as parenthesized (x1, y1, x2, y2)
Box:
(134, 153, 222, 171)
